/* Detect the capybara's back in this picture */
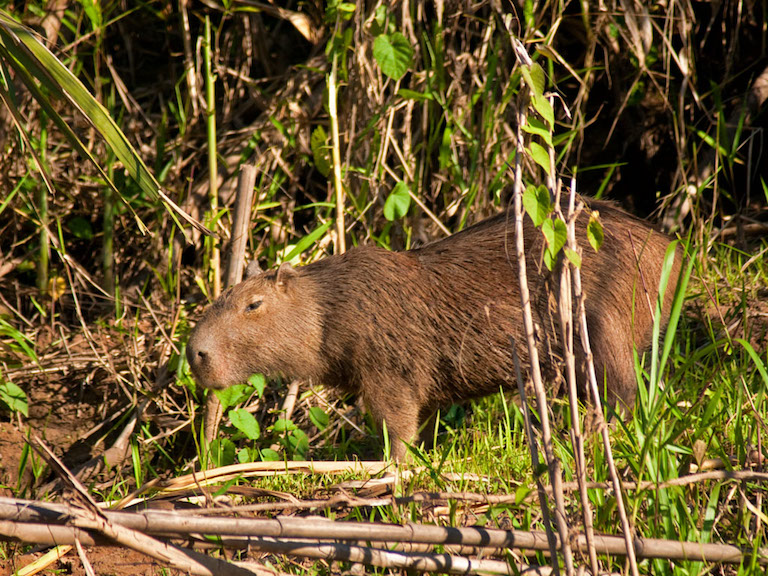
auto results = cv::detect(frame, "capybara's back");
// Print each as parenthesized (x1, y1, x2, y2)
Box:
(187, 197, 681, 460)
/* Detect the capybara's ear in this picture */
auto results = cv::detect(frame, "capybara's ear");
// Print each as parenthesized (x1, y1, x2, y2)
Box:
(245, 260, 262, 279)
(276, 262, 297, 289)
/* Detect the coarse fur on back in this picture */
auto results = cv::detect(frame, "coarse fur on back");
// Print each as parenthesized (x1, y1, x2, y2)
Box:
(187, 197, 681, 460)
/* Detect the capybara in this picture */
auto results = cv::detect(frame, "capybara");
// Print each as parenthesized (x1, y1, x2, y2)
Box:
(186, 197, 681, 460)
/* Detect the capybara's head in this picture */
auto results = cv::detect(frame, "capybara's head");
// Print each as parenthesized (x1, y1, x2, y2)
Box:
(186, 262, 323, 389)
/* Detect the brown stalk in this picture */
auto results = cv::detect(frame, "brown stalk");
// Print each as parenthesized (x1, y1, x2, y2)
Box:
(566, 186, 641, 576)
(509, 98, 560, 572)
(555, 179, 599, 575)
(2, 497, 765, 566)
(510, 34, 573, 575)
(204, 164, 257, 448)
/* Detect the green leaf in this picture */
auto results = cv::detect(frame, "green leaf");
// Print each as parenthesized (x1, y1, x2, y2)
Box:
(248, 373, 266, 398)
(309, 406, 329, 430)
(0, 319, 38, 364)
(397, 88, 433, 101)
(529, 62, 546, 96)
(542, 218, 567, 253)
(587, 211, 604, 252)
(214, 383, 253, 411)
(564, 248, 581, 268)
(67, 216, 94, 240)
(283, 220, 333, 261)
(529, 141, 551, 176)
(542, 217, 567, 270)
(272, 418, 298, 433)
(289, 429, 310, 459)
(209, 438, 236, 467)
(260, 448, 281, 461)
(531, 93, 555, 128)
(0, 380, 28, 417)
(310, 125, 331, 178)
(383, 181, 411, 221)
(523, 184, 552, 227)
(77, 0, 102, 31)
(520, 63, 545, 98)
(373, 32, 413, 81)
(522, 117, 552, 147)
(229, 408, 261, 440)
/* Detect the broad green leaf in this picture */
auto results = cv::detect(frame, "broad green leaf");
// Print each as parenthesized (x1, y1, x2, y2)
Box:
(522, 116, 552, 147)
(214, 383, 253, 410)
(248, 373, 267, 398)
(283, 220, 333, 261)
(531, 93, 555, 127)
(520, 64, 544, 98)
(229, 408, 261, 440)
(272, 418, 298, 433)
(529, 141, 551, 176)
(373, 32, 413, 81)
(564, 248, 582, 268)
(0, 380, 28, 417)
(310, 125, 331, 177)
(260, 448, 281, 461)
(309, 406, 329, 430)
(67, 216, 94, 240)
(542, 218, 567, 253)
(529, 62, 546, 96)
(383, 181, 411, 221)
(542, 217, 567, 270)
(209, 438, 236, 467)
(523, 184, 551, 227)
(587, 211, 604, 252)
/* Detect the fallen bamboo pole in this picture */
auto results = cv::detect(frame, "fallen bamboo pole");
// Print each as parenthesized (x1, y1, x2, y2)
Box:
(0, 497, 764, 565)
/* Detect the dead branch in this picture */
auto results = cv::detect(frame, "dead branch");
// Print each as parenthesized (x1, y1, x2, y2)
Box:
(0, 497, 765, 566)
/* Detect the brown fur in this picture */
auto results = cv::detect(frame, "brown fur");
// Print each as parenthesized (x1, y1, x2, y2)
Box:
(186, 198, 681, 460)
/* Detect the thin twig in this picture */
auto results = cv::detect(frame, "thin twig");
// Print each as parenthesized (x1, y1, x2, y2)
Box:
(557, 179, 599, 575)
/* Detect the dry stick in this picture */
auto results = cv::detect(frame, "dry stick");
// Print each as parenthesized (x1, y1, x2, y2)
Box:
(179, 0, 199, 118)
(509, 115, 559, 571)
(556, 182, 600, 575)
(203, 16, 221, 299)
(510, 344, 560, 565)
(510, 41, 572, 575)
(328, 52, 346, 254)
(204, 164, 257, 448)
(566, 183, 640, 576)
(2, 499, 765, 565)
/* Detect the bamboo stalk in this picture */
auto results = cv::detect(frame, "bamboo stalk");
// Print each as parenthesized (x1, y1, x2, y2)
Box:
(328, 52, 346, 254)
(1, 498, 764, 565)
(203, 15, 221, 299)
(568, 190, 641, 576)
(204, 164, 257, 448)
(557, 180, 599, 575)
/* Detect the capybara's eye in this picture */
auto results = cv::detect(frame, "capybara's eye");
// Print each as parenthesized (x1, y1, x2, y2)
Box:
(245, 300, 262, 312)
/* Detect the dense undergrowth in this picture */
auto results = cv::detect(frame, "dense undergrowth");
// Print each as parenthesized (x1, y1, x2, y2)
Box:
(0, 1, 767, 575)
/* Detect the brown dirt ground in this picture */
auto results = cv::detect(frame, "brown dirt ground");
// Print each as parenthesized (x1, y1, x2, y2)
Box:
(0, 319, 180, 575)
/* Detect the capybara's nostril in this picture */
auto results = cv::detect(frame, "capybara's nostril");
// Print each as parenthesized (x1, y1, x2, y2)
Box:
(186, 339, 207, 369)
